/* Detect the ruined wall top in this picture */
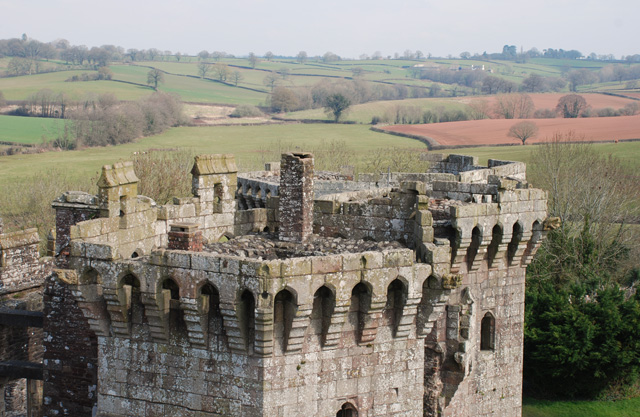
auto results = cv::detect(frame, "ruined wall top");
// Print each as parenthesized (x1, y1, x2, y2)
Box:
(191, 154, 237, 176)
(97, 161, 139, 188)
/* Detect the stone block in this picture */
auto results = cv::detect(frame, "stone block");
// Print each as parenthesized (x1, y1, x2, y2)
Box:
(281, 258, 312, 277)
(311, 255, 342, 274)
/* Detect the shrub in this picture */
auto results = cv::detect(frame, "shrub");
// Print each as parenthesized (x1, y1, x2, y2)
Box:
(596, 107, 619, 117)
(229, 105, 263, 118)
(533, 108, 556, 119)
(525, 272, 640, 399)
(133, 149, 196, 204)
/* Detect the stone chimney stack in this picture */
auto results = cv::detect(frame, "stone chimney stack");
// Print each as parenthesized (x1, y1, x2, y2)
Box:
(278, 153, 314, 243)
(168, 223, 203, 252)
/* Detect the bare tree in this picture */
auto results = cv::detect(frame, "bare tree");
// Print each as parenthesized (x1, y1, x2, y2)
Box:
(566, 69, 598, 92)
(507, 121, 539, 145)
(468, 99, 491, 120)
(248, 52, 258, 68)
(197, 61, 211, 79)
(197, 50, 210, 61)
(528, 132, 640, 275)
(231, 70, 244, 86)
(556, 94, 588, 118)
(211, 51, 225, 62)
(493, 93, 534, 119)
(147, 69, 165, 90)
(296, 51, 307, 64)
(264, 51, 274, 61)
(214, 63, 230, 82)
(270, 86, 299, 112)
(263, 71, 279, 91)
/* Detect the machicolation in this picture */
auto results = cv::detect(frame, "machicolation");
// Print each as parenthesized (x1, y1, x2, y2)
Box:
(0, 151, 553, 417)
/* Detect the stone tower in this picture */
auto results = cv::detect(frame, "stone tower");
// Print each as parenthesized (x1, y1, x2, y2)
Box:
(44, 152, 549, 416)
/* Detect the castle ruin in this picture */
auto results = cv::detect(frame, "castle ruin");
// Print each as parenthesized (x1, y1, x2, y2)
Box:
(0, 151, 551, 416)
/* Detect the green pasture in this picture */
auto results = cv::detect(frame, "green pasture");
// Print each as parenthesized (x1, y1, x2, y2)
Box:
(523, 397, 640, 417)
(0, 70, 150, 101)
(2, 121, 637, 187)
(286, 97, 469, 123)
(0, 124, 426, 186)
(0, 115, 65, 144)
(109, 65, 267, 105)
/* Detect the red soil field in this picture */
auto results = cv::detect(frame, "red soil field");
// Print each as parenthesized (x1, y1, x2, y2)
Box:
(382, 115, 640, 147)
(457, 93, 637, 110)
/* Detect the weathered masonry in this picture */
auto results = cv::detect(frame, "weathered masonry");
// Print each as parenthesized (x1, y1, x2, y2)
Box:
(0, 221, 50, 417)
(39, 152, 553, 416)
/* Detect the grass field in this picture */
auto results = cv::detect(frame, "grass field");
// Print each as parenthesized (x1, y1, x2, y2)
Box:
(2, 122, 638, 187)
(523, 397, 640, 417)
(0, 124, 426, 186)
(287, 97, 469, 123)
(109, 65, 268, 105)
(0, 115, 66, 144)
(0, 70, 151, 101)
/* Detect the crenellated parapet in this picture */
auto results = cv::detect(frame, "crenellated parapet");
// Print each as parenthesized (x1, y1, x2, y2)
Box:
(46, 151, 551, 417)
(67, 245, 436, 352)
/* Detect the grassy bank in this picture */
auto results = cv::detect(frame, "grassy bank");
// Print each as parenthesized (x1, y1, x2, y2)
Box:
(523, 397, 640, 417)
(0, 123, 425, 186)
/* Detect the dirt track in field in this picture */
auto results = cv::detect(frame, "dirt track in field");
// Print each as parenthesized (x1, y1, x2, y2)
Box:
(382, 115, 640, 147)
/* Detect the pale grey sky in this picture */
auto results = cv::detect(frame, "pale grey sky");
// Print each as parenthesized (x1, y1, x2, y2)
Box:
(1, 0, 638, 58)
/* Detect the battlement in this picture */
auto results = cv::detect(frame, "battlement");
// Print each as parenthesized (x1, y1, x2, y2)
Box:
(0, 226, 51, 295)
(47, 151, 550, 416)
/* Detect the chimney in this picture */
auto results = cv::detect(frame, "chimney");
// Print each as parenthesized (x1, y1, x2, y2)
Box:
(168, 223, 203, 252)
(278, 153, 314, 242)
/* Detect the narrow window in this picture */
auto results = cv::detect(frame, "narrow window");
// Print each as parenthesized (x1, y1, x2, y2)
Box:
(274, 289, 296, 353)
(480, 312, 495, 351)
(507, 222, 523, 266)
(239, 290, 256, 353)
(311, 286, 335, 347)
(466, 226, 482, 270)
(350, 283, 371, 345)
(385, 279, 407, 337)
(200, 284, 224, 349)
(162, 278, 187, 339)
(487, 224, 503, 268)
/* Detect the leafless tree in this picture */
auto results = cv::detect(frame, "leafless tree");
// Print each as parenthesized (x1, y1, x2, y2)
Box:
(507, 121, 539, 145)
(248, 52, 258, 68)
(197, 61, 211, 78)
(264, 51, 274, 61)
(214, 63, 230, 82)
(493, 93, 534, 119)
(296, 51, 307, 64)
(263, 71, 279, 90)
(231, 71, 244, 86)
(467, 99, 491, 120)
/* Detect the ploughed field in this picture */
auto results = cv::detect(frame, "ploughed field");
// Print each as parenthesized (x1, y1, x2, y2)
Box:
(382, 93, 640, 147)
(460, 92, 638, 110)
(381, 115, 640, 147)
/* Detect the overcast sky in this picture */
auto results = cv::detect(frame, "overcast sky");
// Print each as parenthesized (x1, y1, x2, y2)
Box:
(1, 0, 638, 59)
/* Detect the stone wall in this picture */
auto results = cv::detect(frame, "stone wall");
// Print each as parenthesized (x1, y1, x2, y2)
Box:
(65, 245, 432, 416)
(42, 271, 98, 417)
(40, 152, 550, 417)
(0, 228, 51, 294)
